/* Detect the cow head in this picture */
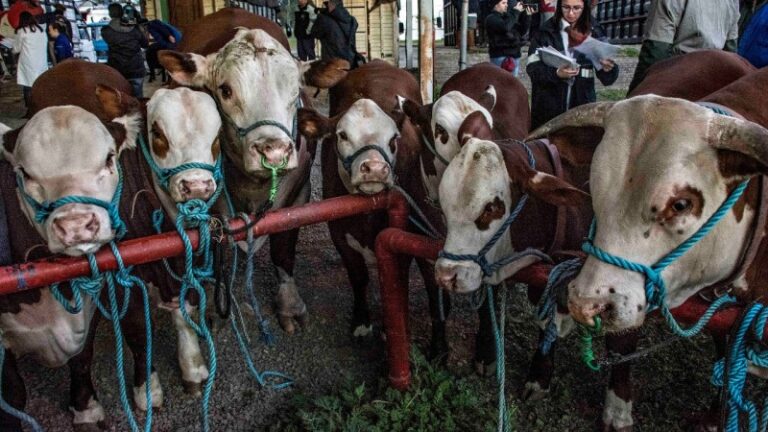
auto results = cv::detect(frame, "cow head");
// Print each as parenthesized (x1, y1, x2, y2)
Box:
(146, 87, 222, 215)
(159, 28, 348, 179)
(299, 98, 400, 195)
(400, 87, 495, 202)
(435, 135, 589, 293)
(1, 86, 141, 256)
(536, 96, 768, 332)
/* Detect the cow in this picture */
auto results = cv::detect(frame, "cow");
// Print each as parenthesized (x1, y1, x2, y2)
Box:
(527, 67, 768, 430)
(159, 9, 348, 333)
(0, 67, 156, 430)
(296, 60, 452, 358)
(399, 62, 530, 203)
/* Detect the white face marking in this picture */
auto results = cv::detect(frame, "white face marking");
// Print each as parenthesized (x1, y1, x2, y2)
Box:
(170, 304, 208, 385)
(0, 289, 96, 367)
(569, 96, 754, 331)
(435, 139, 538, 292)
(206, 29, 301, 175)
(603, 389, 634, 429)
(431, 91, 493, 166)
(336, 99, 399, 195)
(11, 106, 139, 256)
(69, 396, 106, 425)
(133, 371, 164, 411)
(147, 88, 222, 213)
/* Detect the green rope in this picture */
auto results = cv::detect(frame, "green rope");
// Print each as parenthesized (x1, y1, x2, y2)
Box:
(579, 317, 602, 371)
(260, 156, 287, 202)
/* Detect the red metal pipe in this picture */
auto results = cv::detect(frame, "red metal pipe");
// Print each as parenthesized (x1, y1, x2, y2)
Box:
(0, 191, 406, 293)
(374, 227, 768, 390)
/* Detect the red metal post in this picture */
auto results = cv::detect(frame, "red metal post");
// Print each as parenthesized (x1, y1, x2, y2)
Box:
(0, 191, 405, 293)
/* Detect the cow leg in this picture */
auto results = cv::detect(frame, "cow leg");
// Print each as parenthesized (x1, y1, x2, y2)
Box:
(522, 330, 556, 401)
(416, 258, 450, 362)
(688, 333, 727, 432)
(0, 349, 25, 432)
(270, 228, 308, 335)
(474, 295, 496, 376)
(171, 303, 209, 397)
(328, 221, 374, 338)
(121, 290, 163, 411)
(600, 330, 639, 432)
(67, 314, 107, 432)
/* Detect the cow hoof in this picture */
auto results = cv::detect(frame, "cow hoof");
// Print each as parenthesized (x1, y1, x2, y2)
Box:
(182, 380, 204, 397)
(352, 323, 374, 339)
(474, 359, 496, 377)
(278, 314, 298, 335)
(72, 421, 108, 432)
(598, 422, 633, 432)
(521, 381, 549, 402)
(133, 371, 164, 411)
(70, 397, 107, 431)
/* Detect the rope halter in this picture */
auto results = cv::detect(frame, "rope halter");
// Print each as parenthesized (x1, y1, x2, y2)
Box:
(15, 162, 127, 239)
(339, 142, 398, 175)
(438, 142, 551, 279)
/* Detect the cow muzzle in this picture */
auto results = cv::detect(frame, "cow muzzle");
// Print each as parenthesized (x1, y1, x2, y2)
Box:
(435, 258, 482, 293)
(567, 276, 646, 331)
(352, 158, 393, 194)
(170, 170, 217, 202)
(48, 205, 112, 255)
(247, 138, 297, 174)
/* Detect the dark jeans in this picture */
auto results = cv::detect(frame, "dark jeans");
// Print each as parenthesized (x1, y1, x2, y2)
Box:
(297, 37, 316, 61)
(22, 86, 31, 108)
(128, 77, 144, 99)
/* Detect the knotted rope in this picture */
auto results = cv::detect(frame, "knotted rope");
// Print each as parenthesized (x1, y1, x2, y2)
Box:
(536, 258, 582, 355)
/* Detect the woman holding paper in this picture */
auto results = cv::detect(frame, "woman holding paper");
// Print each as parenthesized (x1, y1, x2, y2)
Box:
(525, 0, 618, 129)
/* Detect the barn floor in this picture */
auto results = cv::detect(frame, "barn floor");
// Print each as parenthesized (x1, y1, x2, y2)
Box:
(1, 46, 766, 432)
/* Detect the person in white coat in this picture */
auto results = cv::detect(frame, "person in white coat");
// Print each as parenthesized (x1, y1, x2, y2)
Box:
(13, 12, 48, 110)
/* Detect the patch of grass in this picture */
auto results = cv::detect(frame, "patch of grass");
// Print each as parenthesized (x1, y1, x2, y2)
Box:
(597, 88, 627, 101)
(619, 46, 640, 57)
(268, 349, 505, 432)
(433, 84, 442, 100)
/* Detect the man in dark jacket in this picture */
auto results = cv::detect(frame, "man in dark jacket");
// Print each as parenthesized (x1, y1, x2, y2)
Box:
(310, 0, 355, 64)
(101, 3, 148, 98)
(295, 0, 317, 60)
(145, 19, 180, 82)
(485, 0, 533, 76)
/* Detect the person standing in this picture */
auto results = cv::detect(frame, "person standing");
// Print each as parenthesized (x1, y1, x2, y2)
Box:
(48, 21, 72, 64)
(628, 0, 740, 92)
(485, 0, 534, 76)
(145, 19, 180, 82)
(526, 0, 618, 129)
(101, 3, 147, 98)
(13, 11, 47, 110)
(311, 0, 355, 64)
(295, 0, 317, 60)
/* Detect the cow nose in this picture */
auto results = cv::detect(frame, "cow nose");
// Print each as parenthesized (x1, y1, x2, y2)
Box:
(359, 160, 390, 179)
(252, 139, 292, 167)
(435, 262, 459, 291)
(52, 212, 100, 246)
(180, 179, 215, 201)
(567, 288, 613, 327)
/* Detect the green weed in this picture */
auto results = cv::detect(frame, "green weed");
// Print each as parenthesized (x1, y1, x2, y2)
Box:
(597, 88, 627, 101)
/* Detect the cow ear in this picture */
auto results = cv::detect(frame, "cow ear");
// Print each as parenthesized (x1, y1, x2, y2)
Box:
(158, 50, 210, 88)
(1, 124, 19, 163)
(710, 115, 768, 179)
(95, 84, 139, 120)
(95, 85, 141, 154)
(457, 111, 493, 146)
(298, 108, 333, 140)
(399, 96, 433, 134)
(521, 172, 591, 207)
(478, 85, 497, 112)
(301, 58, 349, 89)
(527, 102, 612, 166)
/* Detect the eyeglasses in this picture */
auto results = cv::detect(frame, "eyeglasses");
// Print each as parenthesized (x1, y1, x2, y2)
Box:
(561, 5, 584, 12)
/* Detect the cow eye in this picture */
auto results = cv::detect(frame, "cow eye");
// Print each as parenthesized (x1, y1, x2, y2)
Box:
(338, 131, 348, 141)
(672, 199, 691, 213)
(19, 167, 31, 180)
(105, 152, 115, 169)
(389, 134, 399, 153)
(435, 124, 448, 144)
(219, 83, 233, 100)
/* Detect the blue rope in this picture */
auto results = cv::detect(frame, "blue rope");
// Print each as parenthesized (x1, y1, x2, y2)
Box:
(15, 164, 127, 238)
(486, 283, 510, 432)
(711, 303, 768, 432)
(0, 344, 43, 432)
(582, 180, 749, 338)
(239, 212, 276, 346)
(536, 258, 582, 355)
(138, 135, 223, 193)
(439, 143, 551, 278)
(53, 246, 155, 432)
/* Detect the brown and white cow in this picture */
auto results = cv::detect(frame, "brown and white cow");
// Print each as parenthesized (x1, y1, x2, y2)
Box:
(0, 72, 156, 430)
(159, 9, 347, 333)
(297, 60, 449, 354)
(528, 67, 768, 430)
(399, 62, 530, 203)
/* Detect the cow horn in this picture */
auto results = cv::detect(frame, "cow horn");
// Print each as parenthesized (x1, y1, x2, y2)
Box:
(527, 102, 614, 140)
(709, 115, 768, 176)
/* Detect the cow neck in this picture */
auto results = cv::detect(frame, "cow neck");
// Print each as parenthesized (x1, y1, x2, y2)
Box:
(539, 139, 567, 255)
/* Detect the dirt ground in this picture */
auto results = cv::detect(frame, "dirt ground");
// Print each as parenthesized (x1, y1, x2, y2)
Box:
(0, 45, 765, 432)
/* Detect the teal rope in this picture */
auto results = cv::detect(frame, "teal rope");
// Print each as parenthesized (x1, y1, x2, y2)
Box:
(486, 283, 510, 432)
(0, 344, 43, 432)
(582, 180, 748, 338)
(536, 258, 582, 355)
(138, 135, 223, 192)
(711, 303, 768, 432)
